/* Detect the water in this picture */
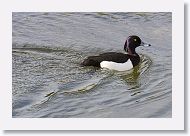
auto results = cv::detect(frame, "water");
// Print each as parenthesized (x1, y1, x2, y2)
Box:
(12, 12, 172, 118)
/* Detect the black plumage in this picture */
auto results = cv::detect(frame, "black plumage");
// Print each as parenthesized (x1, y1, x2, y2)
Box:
(81, 52, 140, 68)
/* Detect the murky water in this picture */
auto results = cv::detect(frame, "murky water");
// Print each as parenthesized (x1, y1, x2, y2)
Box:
(12, 12, 172, 118)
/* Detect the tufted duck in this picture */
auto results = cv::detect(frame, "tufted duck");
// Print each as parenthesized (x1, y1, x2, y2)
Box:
(81, 35, 151, 71)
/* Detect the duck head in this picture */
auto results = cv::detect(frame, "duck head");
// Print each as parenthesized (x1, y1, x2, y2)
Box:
(124, 35, 151, 55)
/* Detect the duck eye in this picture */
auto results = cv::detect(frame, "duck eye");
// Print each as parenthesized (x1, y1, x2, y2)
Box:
(134, 39, 137, 41)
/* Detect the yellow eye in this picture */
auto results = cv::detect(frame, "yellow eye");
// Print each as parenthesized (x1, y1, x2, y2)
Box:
(134, 39, 137, 41)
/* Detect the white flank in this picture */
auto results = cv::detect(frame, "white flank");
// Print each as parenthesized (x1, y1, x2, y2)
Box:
(100, 60, 133, 71)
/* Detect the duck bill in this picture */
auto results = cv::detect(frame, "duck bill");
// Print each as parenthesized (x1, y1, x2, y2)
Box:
(140, 41, 151, 47)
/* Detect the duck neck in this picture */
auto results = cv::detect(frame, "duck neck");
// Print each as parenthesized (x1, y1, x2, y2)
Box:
(127, 47, 137, 56)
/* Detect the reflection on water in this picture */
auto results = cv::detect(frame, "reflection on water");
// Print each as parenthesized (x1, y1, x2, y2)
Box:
(42, 55, 151, 99)
(12, 12, 172, 118)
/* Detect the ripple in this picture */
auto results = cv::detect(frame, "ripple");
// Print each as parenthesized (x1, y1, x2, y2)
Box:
(12, 12, 172, 118)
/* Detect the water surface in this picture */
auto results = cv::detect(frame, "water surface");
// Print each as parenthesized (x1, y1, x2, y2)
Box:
(12, 12, 172, 118)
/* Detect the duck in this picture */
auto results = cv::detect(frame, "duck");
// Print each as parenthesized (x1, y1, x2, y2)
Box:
(81, 35, 151, 71)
